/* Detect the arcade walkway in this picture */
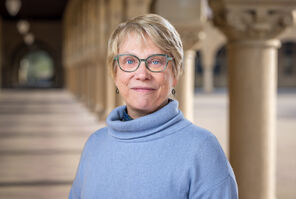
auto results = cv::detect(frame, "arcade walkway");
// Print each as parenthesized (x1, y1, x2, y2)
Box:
(0, 89, 295, 199)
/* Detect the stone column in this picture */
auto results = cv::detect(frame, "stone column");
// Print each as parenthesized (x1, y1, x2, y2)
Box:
(86, 64, 91, 108)
(75, 66, 81, 99)
(103, 0, 118, 118)
(69, 67, 74, 94)
(203, 67, 214, 93)
(95, 59, 105, 117)
(209, 2, 296, 198)
(85, 0, 93, 109)
(201, 51, 215, 93)
(78, 65, 82, 100)
(74, 66, 78, 98)
(89, 64, 96, 110)
(80, 65, 84, 101)
(102, 0, 124, 118)
(69, 65, 74, 95)
(87, 0, 97, 111)
(80, 65, 86, 101)
(94, 0, 107, 118)
(228, 39, 279, 199)
(176, 50, 196, 122)
(86, 65, 90, 106)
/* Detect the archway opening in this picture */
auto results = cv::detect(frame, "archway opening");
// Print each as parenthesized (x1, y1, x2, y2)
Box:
(214, 45, 227, 87)
(18, 50, 55, 88)
(278, 41, 296, 87)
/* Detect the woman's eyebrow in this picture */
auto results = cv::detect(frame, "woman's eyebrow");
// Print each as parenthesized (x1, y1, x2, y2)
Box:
(118, 52, 165, 58)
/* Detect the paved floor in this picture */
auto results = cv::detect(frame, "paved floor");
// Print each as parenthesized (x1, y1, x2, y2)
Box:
(0, 90, 103, 199)
(0, 89, 295, 199)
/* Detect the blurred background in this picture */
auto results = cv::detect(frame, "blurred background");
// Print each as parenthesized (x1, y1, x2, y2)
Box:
(0, 0, 295, 198)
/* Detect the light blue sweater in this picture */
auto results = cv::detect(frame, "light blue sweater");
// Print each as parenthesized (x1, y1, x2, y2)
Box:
(69, 100, 238, 199)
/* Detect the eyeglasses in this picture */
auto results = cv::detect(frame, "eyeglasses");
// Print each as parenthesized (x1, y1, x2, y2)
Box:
(114, 54, 173, 72)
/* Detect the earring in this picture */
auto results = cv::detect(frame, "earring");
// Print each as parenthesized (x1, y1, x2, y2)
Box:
(116, 88, 119, 94)
(171, 88, 176, 95)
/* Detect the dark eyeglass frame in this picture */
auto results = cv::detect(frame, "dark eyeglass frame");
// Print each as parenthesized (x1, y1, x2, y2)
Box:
(114, 54, 173, 73)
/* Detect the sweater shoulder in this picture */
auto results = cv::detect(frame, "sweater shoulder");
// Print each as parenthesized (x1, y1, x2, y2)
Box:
(93, 126, 108, 137)
(83, 127, 108, 149)
(178, 122, 217, 146)
(181, 123, 225, 162)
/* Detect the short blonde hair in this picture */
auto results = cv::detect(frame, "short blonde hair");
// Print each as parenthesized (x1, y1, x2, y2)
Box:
(107, 14, 184, 79)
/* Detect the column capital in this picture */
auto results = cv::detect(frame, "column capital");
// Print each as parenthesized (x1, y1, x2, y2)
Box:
(177, 26, 205, 50)
(209, 0, 296, 41)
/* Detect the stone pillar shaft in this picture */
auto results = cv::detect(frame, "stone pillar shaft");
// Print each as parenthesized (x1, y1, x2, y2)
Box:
(228, 40, 279, 199)
(201, 49, 216, 93)
(95, 0, 107, 117)
(95, 61, 105, 116)
(74, 68, 77, 95)
(203, 66, 214, 93)
(103, 0, 123, 118)
(176, 50, 195, 122)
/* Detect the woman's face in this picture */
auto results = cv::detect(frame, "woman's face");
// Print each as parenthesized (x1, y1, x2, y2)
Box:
(114, 32, 177, 119)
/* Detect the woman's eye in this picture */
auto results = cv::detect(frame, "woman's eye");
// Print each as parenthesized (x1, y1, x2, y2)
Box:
(126, 59, 134, 64)
(152, 60, 160, 64)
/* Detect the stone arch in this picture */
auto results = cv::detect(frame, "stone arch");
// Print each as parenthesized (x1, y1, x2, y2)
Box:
(4, 40, 63, 88)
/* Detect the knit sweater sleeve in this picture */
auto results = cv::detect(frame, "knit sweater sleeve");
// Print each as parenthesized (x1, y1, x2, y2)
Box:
(188, 134, 238, 199)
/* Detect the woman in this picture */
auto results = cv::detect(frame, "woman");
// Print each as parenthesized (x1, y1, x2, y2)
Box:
(69, 14, 238, 199)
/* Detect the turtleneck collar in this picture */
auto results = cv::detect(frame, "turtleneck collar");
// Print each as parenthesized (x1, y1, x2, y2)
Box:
(106, 100, 191, 142)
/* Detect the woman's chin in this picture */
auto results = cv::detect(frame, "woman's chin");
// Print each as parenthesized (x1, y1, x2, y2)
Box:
(126, 102, 158, 116)
(127, 98, 170, 117)
(132, 103, 155, 112)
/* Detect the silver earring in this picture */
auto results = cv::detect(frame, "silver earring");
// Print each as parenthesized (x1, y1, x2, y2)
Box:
(116, 88, 119, 94)
(172, 88, 176, 95)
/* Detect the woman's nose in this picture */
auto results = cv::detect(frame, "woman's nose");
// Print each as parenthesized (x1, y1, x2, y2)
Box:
(134, 61, 151, 80)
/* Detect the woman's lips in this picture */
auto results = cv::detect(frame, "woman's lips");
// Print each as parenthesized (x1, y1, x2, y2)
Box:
(131, 87, 156, 92)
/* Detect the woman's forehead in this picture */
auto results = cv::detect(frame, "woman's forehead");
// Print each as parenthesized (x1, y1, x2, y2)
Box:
(118, 31, 166, 54)
(119, 33, 149, 51)
(119, 31, 148, 46)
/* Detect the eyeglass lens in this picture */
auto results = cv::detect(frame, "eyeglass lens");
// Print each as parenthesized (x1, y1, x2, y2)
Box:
(117, 55, 168, 72)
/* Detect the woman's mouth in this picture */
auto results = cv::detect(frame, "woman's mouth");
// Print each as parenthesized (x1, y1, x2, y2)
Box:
(131, 87, 156, 93)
